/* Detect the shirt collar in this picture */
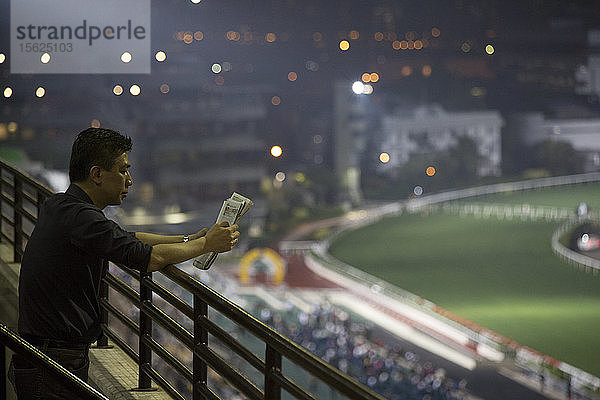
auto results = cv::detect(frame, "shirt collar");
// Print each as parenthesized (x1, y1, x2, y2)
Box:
(66, 183, 95, 206)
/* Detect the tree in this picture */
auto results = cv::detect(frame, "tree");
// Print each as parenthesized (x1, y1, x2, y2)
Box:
(530, 139, 584, 176)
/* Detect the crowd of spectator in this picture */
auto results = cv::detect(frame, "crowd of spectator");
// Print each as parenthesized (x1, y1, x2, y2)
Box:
(251, 300, 470, 400)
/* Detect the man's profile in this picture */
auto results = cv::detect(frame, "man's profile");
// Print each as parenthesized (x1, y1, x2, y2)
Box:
(9, 127, 239, 399)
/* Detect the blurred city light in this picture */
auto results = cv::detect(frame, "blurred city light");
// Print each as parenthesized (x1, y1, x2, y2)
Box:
(40, 53, 51, 64)
(339, 40, 350, 51)
(362, 73, 371, 82)
(370, 73, 380, 82)
(91, 119, 101, 128)
(159, 84, 170, 94)
(485, 44, 495, 54)
(3, 87, 12, 98)
(155, 51, 167, 62)
(461, 42, 471, 52)
(352, 81, 364, 94)
(35, 87, 45, 98)
(414, 186, 424, 196)
(379, 152, 390, 163)
(270, 145, 283, 157)
(431, 27, 441, 37)
(190, 0, 201, 3)
(426, 166, 436, 176)
(121, 52, 132, 63)
(211, 63, 222, 73)
(113, 85, 123, 96)
(422, 65, 432, 77)
(275, 171, 286, 182)
(0, 53, 5, 63)
(129, 84, 141, 96)
(271, 96, 281, 106)
(287, 71, 298, 81)
(265, 33, 277, 43)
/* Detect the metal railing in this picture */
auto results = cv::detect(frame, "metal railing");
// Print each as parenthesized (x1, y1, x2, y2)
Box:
(0, 160, 385, 400)
(0, 324, 109, 400)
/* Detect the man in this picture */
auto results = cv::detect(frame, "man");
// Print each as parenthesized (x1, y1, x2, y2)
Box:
(9, 127, 239, 399)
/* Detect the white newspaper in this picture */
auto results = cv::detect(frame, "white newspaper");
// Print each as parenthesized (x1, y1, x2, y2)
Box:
(193, 192, 253, 270)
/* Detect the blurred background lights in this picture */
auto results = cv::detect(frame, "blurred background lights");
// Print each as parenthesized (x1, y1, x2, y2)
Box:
(211, 63, 222, 73)
(155, 51, 167, 62)
(287, 71, 298, 81)
(413, 186, 424, 196)
(121, 52, 132, 63)
(379, 152, 390, 163)
(270, 145, 283, 157)
(352, 81, 364, 94)
(265, 33, 277, 43)
(129, 84, 141, 96)
(431, 27, 441, 37)
(362, 84, 374, 94)
(275, 171, 286, 182)
(370, 73, 379, 82)
(426, 166, 436, 176)
(271, 95, 281, 106)
(0, 53, 5, 63)
(40, 53, 51, 64)
(422, 65, 432, 77)
(35, 87, 45, 98)
(159, 84, 170, 94)
(194, 31, 203, 41)
(485, 44, 495, 54)
(339, 40, 350, 51)
(3, 87, 12, 98)
(461, 42, 471, 52)
(91, 119, 101, 128)
(190, 0, 201, 4)
(113, 85, 123, 95)
(362, 73, 371, 82)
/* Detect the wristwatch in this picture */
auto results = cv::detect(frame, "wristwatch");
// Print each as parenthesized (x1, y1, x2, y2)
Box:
(183, 235, 190, 243)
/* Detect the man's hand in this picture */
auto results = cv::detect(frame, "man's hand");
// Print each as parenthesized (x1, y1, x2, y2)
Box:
(190, 228, 208, 241)
(204, 222, 240, 253)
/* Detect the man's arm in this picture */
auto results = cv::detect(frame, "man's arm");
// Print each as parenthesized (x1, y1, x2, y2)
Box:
(136, 228, 208, 246)
(146, 223, 238, 272)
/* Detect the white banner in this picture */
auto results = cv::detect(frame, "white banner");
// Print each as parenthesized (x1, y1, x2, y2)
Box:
(10, 0, 150, 74)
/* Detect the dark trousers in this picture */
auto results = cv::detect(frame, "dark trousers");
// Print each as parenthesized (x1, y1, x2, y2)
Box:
(8, 339, 90, 400)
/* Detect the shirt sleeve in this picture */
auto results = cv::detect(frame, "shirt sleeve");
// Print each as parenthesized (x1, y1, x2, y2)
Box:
(69, 207, 152, 272)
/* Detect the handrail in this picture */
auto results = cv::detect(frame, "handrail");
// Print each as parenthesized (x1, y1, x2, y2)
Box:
(0, 159, 386, 400)
(0, 324, 108, 400)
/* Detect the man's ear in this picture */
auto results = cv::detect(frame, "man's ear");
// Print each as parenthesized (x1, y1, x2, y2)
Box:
(89, 166, 103, 185)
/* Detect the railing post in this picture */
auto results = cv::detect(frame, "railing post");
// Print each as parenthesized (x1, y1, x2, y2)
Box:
(95, 278, 112, 349)
(1, 342, 6, 400)
(134, 271, 156, 392)
(13, 178, 22, 263)
(264, 344, 282, 400)
(193, 293, 208, 400)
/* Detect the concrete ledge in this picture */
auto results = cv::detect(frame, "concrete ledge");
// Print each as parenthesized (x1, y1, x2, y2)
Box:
(89, 341, 172, 400)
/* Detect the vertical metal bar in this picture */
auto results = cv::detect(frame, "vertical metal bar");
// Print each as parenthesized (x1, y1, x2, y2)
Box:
(264, 344, 282, 400)
(136, 272, 153, 390)
(97, 278, 110, 348)
(193, 293, 208, 400)
(1, 343, 6, 400)
(13, 177, 22, 263)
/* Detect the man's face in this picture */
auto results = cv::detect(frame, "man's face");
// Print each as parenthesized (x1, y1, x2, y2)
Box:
(102, 152, 133, 206)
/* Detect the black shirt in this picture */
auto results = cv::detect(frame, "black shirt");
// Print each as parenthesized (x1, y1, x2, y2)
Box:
(18, 184, 152, 344)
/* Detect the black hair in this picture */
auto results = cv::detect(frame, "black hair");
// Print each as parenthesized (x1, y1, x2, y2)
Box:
(69, 127, 133, 182)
